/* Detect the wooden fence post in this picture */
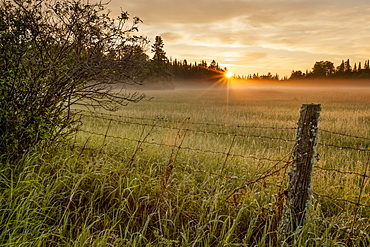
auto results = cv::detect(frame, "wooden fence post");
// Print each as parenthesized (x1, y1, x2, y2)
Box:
(278, 104, 321, 243)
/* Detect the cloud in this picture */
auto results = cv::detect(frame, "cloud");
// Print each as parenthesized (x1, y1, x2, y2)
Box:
(159, 32, 184, 43)
(116, 0, 250, 24)
(107, 0, 370, 76)
(244, 52, 269, 60)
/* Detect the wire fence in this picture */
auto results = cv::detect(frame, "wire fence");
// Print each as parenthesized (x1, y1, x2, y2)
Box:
(73, 110, 370, 210)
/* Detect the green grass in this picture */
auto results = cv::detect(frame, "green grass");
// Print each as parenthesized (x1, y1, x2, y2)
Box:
(1, 86, 369, 246)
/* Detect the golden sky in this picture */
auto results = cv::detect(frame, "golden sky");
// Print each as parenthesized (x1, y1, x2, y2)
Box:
(108, 0, 370, 77)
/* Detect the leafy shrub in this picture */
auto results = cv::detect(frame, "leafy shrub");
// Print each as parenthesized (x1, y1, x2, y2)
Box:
(0, 0, 146, 162)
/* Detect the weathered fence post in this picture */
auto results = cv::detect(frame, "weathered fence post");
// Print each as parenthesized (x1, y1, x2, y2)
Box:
(278, 104, 321, 244)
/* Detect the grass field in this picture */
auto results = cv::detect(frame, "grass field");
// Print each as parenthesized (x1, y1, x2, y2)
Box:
(1, 83, 369, 246)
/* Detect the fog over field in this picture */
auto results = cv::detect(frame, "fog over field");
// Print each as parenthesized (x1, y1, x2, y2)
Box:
(169, 79, 370, 91)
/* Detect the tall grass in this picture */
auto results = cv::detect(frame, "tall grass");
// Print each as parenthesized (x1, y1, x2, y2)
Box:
(1, 86, 369, 246)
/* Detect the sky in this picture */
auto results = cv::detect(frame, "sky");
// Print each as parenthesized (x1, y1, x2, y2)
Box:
(107, 0, 370, 78)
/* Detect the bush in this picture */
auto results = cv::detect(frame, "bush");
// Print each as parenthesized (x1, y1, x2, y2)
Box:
(0, 0, 146, 161)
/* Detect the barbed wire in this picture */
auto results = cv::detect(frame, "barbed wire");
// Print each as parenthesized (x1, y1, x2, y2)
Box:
(319, 128, 370, 141)
(313, 193, 370, 208)
(315, 166, 370, 178)
(171, 162, 289, 183)
(77, 111, 370, 148)
(74, 110, 370, 211)
(318, 142, 370, 152)
(76, 111, 370, 143)
(78, 111, 370, 152)
(77, 113, 297, 143)
(226, 155, 292, 201)
(73, 129, 292, 186)
(318, 128, 370, 152)
(75, 110, 298, 131)
(77, 129, 290, 163)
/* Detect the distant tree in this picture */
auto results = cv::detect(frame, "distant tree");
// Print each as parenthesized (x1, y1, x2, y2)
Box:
(312, 61, 335, 78)
(260, 72, 272, 80)
(344, 59, 352, 73)
(200, 60, 208, 68)
(290, 70, 305, 80)
(168, 58, 226, 83)
(336, 60, 345, 76)
(365, 60, 370, 70)
(148, 36, 173, 87)
(208, 60, 218, 70)
(151, 36, 168, 64)
(107, 43, 150, 83)
(334, 59, 353, 78)
(358, 60, 370, 79)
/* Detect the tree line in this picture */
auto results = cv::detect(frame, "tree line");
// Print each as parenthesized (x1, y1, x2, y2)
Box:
(233, 59, 370, 81)
(150, 37, 370, 82)
(149, 36, 228, 87)
(290, 59, 370, 80)
(169, 59, 226, 81)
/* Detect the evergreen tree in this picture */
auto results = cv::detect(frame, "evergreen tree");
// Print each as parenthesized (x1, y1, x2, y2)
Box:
(208, 60, 218, 70)
(364, 60, 370, 70)
(336, 60, 345, 76)
(151, 36, 168, 64)
(344, 59, 352, 73)
(148, 36, 173, 87)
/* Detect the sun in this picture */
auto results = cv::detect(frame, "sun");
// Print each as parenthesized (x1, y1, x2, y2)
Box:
(225, 71, 233, 78)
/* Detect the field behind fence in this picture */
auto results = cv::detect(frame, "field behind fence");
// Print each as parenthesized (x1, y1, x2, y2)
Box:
(70, 88, 370, 244)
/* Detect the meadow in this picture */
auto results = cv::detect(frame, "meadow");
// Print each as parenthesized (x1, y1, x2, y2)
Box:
(1, 83, 369, 246)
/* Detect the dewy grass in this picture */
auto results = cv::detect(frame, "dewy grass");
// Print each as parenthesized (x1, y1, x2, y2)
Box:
(1, 87, 370, 246)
